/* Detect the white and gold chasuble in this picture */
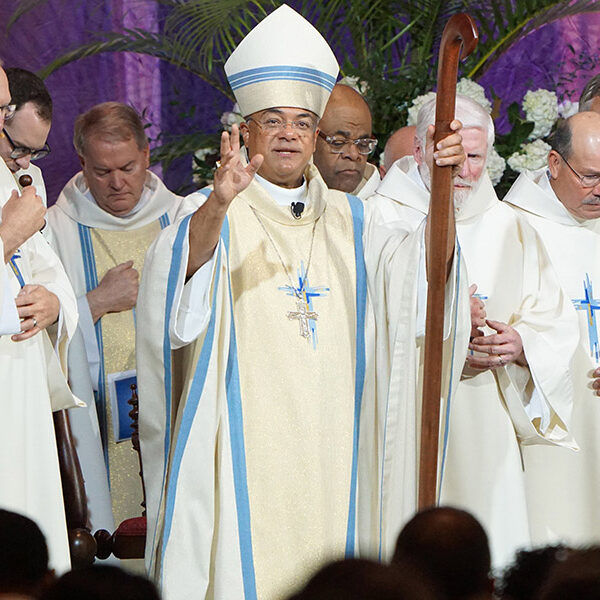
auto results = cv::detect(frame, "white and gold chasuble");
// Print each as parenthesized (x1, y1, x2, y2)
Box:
(46, 171, 185, 529)
(505, 169, 600, 549)
(137, 165, 471, 600)
(369, 157, 578, 567)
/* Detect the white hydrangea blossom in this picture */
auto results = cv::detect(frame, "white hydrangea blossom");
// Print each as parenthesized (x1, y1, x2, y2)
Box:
(522, 89, 558, 139)
(456, 78, 492, 113)
(339, 75, 369, 95)
(407, 91, 436, 126)
(507, 139, 551, 173)
(486, 146, 506, 185)
(220, 102, 244, 131)
(558, 99, 579, 119)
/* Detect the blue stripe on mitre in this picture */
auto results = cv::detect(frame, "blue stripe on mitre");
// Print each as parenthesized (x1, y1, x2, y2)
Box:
(228, 65, 336, 92)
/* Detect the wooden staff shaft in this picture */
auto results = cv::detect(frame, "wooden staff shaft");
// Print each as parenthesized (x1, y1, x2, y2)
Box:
(418, 14, 478, 509)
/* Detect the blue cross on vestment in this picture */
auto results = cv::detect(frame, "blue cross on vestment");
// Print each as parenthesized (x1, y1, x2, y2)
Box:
(9, 251, 25, 288)
(279, 262, 329, 349)
(572, 273, 600, 363)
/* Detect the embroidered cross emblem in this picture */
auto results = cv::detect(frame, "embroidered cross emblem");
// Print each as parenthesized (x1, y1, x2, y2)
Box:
(573, 273, 600, 362)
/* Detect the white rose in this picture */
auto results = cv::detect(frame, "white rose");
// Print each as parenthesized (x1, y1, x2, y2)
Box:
(507, 139, 551, 173)
(339, 75, 369, 95)
(486, 146, 506, 185)
(456, 78, 492, 113)
(220, 102, 244, 131)
(522, 89, 558, 139)
(558, 99, 579, 119)
(407, 91, 436, 126)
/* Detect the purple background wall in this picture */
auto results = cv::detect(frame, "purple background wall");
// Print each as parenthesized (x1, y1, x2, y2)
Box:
(0, 1, 598, 204)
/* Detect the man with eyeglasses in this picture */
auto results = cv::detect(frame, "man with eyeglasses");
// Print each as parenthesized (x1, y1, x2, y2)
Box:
(504, 110, 600, 553)
(369, 94, 578, 569)
(0, 69, 51, 206)
(313, 83, 379, 199)
(0, 62, 79, 574)
(137, 6, 471, 599)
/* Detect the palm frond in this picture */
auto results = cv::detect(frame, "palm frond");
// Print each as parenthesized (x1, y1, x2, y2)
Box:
(6, 0, 51, 29)
(150, 131, 219, 170)
(463, 0, 600, 79)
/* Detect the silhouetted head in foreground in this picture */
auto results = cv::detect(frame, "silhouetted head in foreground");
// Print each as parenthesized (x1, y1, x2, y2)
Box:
(535, 547, 600, 600)
(288, 558, 436, 600)
(0, 508, 53, 597)
(40, 565, 160, 600)
(392, 506, 493, 600)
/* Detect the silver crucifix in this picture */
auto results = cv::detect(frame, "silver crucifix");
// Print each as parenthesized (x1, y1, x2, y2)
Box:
(287, 300, 318, 339)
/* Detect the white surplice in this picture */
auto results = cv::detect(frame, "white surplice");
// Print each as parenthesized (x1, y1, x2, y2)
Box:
(136, 164, 470, 600)
(353, 162, 380, 200)
(505, 168, 600, 548)
(0, 159, 79, 573)
(368, 157, 578, 567)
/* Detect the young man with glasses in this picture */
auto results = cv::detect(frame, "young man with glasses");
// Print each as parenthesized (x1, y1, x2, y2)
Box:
(0, 62, 79, 575)
(0, 68, 51, 205)
(505, 110, 600, 554)
(313, 83, 380, 198)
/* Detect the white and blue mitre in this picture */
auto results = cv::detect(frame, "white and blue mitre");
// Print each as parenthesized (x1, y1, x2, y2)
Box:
(224, 4, 339, 118)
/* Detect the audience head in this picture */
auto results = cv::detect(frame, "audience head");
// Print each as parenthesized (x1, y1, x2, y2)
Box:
(74, 102, 150, 217)
(0, 68, 52, 174)
(0, 509, 53, 597)
(288, 558, 436, 600)
(392, 506, 493, 600)
(313, 84, 375, 193)
(39, 565, 160, 600)
(381, 126, 416, 176)
(499, 545, 568, 600)
(535, 547, 600, 600)
(547, 111, 600, 220)
(579, 75, 600, 113)
(414, 94, 494, 209)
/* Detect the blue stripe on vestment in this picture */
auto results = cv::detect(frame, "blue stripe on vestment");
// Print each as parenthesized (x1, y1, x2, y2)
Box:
(77, 223, 108, 467)
(159, 216, 224, 581)
(345, 194, 367, 558)
(222, 217, 258, 599)
(439, 242, 462, 494)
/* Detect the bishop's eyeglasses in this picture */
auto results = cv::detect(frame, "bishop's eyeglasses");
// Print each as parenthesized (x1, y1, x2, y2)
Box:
(2, 128, 51, 161)
(0, 103, 16, 121)
(558, 152, 600, 188)
(318, 131, 378, 155)
(246, 116, 317, 137)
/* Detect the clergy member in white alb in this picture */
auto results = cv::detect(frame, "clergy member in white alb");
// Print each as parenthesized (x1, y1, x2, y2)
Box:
(137, 6, 470, 600)
(45, 102, 186, 532)
(368, 94, 578, 568)
(313, 83, 380, 199)
(504, 111, 600, 550)
(0, 64, 80, 573)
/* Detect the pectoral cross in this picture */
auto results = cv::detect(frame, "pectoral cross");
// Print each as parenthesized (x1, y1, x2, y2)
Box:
(573, 273, 600, 363)
(287, 300, 318, 339)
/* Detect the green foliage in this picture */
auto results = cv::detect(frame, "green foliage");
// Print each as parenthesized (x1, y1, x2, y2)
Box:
(9, 0, 599, 184)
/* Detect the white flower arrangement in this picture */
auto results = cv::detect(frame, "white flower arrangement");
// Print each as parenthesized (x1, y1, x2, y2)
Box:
(507, 139, 551, 173)
(339, 75, 369, 95)
(558, 99, 579, 119)
(456, 78, 492, 113)
(486, 146, 506, 185)
(407, 91, 436, 126)
(220, 102, 244, 131)
(522, 89, 558, 139)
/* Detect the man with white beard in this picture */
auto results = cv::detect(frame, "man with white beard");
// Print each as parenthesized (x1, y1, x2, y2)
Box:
(367, 94, 578, 567)
(504, 111, 600, 550)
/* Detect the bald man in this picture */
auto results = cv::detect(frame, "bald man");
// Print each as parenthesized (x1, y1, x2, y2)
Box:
(505, 111, 600, 551)
(313, 83, 380, 198)
(381, 126, 416, 177)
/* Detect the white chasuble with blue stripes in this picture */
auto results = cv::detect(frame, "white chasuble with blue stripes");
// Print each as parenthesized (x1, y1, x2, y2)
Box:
(143, 171, 367, 600)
